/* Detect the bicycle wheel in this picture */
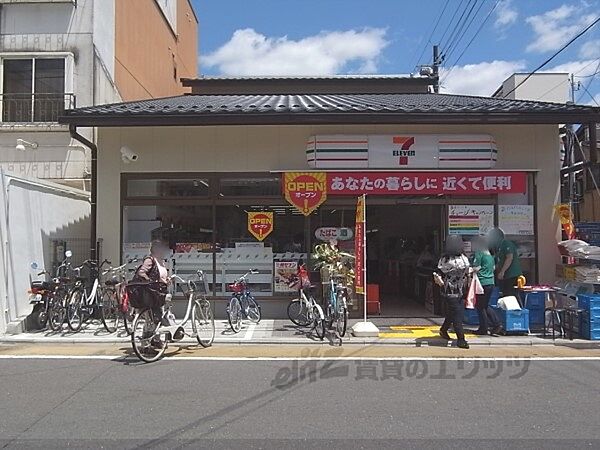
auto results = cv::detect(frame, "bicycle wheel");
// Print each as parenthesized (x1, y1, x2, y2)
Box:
(227, 296, 242, 333)
(335, 293, 348, 337)
(100, 288, 119, 333)
(312, 306, 326, 340)
(131, 308, 165, 363)
(66, 288, 84, 332)
(123, 306, 135, 336)
(192, 299, 215, 347)
(245, 295, 261, 324)
(287, 299, 310, 327)
(48, 290, 67, 332)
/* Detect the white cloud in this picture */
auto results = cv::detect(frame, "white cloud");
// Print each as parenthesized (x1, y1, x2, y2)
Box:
(440, 60, 526, 96)
(494, 0, 518, 29)
(203, 28, 389, 76)
(526, 5, 596, 53)
(580, 39, 600, 58)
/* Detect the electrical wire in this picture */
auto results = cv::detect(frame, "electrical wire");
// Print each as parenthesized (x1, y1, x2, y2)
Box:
(577, 58, 600, 105)
(437, 0, 467, 54)
(441, 0, 501, 84)
(502, 16, 600, 98)
(411, 0, 450, 69)
(534, 57, 600, 101)
(443, 0, 486, 64)
(441, 0, 475, 57)
(580, 82, 600, 106)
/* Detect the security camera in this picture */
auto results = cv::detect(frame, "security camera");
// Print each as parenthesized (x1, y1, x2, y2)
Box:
(120, 146, 138, 163)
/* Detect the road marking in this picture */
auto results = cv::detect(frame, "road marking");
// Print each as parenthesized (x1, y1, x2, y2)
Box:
(244, 322, 257, 341)
(2, 355, 600, 361)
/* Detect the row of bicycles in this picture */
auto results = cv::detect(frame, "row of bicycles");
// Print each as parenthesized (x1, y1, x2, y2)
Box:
(28, 251, 265, 362)
(286, 264, 349, 342)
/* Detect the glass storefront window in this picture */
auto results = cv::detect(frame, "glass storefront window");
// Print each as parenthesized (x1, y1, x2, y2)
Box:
(219, 177, 280, 197)
(126, 178, 210, 197)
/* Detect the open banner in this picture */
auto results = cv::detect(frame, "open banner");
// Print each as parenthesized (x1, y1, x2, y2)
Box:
(247, 211, 274, 241)
(283, 172, 327, 215)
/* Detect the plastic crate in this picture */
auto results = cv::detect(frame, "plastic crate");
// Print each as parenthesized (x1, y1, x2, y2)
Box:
(577, 294, 600, 310)
(581, 320, 600, 340)
(583, 307, 600, 321)
(493, 307, 530, 333)
(463, 308, 479, 325)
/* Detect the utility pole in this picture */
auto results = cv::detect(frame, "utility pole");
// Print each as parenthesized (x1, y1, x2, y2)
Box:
(432, 45, 440, 93)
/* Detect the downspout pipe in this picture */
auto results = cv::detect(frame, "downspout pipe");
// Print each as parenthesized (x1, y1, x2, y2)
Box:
(69, 124, 97, 262)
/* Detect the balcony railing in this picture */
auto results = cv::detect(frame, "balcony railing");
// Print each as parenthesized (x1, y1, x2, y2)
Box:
(0, 93, 75, 124)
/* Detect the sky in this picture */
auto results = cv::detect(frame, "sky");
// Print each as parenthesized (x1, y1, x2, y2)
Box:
(191, 0, 600, 104)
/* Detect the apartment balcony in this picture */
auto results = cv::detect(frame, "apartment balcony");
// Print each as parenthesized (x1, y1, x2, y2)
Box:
(0, 93, 75, 125)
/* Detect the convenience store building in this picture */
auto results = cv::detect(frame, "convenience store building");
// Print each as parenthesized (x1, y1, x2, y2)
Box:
(60, 76, 600, 317)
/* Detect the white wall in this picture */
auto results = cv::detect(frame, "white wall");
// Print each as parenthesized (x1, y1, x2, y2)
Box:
(499, 73, 570, 103)
(0, 171, 90, 333)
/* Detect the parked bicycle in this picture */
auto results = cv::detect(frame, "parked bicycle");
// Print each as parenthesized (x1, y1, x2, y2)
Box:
(66, 259, 112, 332)
(130, 271, 216, 363)
(28, 251, 73, 331)
(98, 263, 129, 333)
(324, 269, 350, 339)
(287, 264, 326, 340)
(226, 269, 261, 333)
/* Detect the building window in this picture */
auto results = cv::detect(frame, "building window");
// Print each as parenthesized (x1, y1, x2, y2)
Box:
(126, 178, 210, 198)
(219, 177, 281, 197)
(2, 57, 72, 123)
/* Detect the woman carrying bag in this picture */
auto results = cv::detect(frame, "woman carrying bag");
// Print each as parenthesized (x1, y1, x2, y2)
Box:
(433, 235, 470, 349)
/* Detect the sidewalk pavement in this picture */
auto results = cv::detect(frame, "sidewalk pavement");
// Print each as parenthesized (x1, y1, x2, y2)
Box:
(1, 317, 598, 348)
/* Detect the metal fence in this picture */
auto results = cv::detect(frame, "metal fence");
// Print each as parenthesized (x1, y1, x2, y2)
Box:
(1, 93, 75, 123)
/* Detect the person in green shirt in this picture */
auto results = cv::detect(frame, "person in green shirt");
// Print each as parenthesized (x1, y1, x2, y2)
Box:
(487, 227, 523, 299)
(471, 236, 501, 335)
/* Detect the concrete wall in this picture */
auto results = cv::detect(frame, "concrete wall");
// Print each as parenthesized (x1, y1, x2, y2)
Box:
(0, 171, 90, 333)
(114, 0, 198, 100)
(96, 123, 562, 283)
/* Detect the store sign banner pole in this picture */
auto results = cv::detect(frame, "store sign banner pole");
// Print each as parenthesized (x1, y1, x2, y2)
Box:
(351, 194, 379, 337)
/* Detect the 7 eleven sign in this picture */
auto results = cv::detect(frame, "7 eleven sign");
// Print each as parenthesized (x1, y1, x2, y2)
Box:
(392, 136, 415, 165)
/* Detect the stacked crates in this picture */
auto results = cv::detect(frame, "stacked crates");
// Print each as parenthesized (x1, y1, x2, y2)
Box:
(519, 290, 546, 330)
(577, 294, 600, 340)
(492, 307, 530, 334)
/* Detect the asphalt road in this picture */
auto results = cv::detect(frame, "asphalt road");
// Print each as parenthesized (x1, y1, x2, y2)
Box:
(1, 357, 600, 449)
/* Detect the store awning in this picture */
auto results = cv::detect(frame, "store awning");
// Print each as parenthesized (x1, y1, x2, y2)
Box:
(59, 92, 600, 127)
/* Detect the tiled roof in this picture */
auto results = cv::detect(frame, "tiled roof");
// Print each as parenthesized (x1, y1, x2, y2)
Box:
(60, 93, 600, 126)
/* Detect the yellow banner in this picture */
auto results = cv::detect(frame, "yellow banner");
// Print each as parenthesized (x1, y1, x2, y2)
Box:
(283, 172, 327, 216)
(248, 212, 274, 241)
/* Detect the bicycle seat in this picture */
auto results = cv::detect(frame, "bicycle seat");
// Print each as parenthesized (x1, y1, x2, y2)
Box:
(31, 281, 52, 291)
(105, 279, 119, 286)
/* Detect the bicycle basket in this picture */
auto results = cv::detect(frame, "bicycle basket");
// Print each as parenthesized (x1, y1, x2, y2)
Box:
(126, 282, 167, 309)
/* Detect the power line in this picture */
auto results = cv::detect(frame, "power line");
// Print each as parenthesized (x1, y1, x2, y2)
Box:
(411, 0, 450, 69)
(444, 0, 486, 63)
(441, 0, 501, 84)
(580, 82, 600, 106)
(437, 0, 466, 52)
(502, 16, 600, 98)
(577, 58, 600, 104)
(441, 0, 475, 55)
(534, 57, 600, 100)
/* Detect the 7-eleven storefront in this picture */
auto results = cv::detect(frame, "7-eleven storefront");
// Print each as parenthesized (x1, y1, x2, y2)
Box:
(108, 130, 539, 318)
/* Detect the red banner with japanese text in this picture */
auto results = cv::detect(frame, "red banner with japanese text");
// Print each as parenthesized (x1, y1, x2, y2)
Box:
(355, 195, 365, 295)
(326, 171, 527, 195)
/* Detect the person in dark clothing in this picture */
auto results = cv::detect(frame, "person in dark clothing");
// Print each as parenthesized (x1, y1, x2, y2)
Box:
(487, 228, 522, 298)
(433, 235, 470, 349)
(471, 236, 501, 336)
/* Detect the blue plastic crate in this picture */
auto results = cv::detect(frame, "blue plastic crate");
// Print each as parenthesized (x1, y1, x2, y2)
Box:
(521, 291, 545, 310)
(583, 307, 600, 321)
(577, 294, 600, 310)
(581, 320, 600, 340)
(463, 308, 479, 325)
(581, 313, 600, 329)
(493, 307, 530, 333)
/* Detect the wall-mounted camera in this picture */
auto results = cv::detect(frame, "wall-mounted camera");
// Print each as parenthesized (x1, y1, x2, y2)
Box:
(120, 146, 139, 163)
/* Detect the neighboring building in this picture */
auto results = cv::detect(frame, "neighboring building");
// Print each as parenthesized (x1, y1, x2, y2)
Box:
(60, 76, 600, 319)
(0, 0, 198, 189)
(493, 73, 571, 104)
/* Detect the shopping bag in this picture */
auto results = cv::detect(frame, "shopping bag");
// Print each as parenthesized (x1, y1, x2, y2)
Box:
(474, 273, 484, 295)
(465, 276, 478, 309)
